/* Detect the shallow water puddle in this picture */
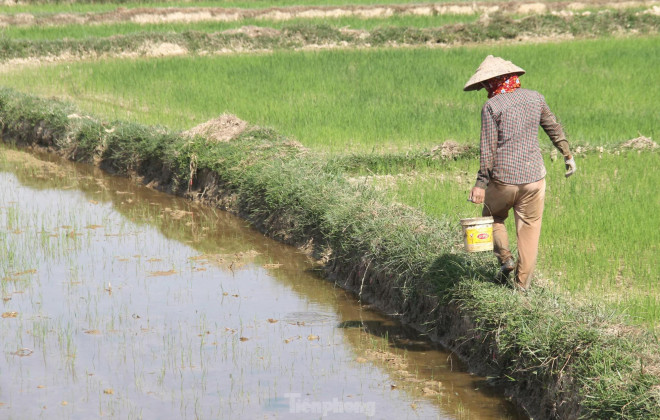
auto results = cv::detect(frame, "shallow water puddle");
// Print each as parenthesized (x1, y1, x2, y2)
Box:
(0, 146, 523, 419)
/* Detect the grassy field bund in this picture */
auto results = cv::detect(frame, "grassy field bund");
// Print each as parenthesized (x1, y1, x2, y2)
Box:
(0, 0, 621, 14)
(1, 0, 659, 418)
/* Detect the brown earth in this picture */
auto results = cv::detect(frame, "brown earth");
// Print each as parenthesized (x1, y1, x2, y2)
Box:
(621, 135, 659, 150)
(429, 140, 471, 160)
(181, 114, 249, 143)
(1, 0, 658, 27)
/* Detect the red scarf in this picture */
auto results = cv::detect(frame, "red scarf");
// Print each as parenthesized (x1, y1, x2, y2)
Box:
(484, 74, 521, 98)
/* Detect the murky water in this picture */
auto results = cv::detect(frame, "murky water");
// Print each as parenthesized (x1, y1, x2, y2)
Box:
(0, 146, 524, 420)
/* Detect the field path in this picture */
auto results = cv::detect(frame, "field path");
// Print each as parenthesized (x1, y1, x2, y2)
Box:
(0, 0, 657, 72)
(1, 0, 658, 27)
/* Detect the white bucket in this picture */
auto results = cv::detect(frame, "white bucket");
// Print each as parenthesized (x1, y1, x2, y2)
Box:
(460, 216, 494, 252)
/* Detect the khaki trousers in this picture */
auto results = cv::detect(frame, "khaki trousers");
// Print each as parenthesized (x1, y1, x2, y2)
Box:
(483, 178, 546, 290)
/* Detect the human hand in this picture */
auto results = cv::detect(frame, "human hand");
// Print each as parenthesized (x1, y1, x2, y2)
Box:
(565, 156, 576, 178)
(468, 187, 485, 204)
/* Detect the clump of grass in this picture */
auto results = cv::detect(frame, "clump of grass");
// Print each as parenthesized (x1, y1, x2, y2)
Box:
(101, 121, 178, 174)
(0, 88, 74, 147)
(0, 87, 658, 419)
(455, 279, 660, 419)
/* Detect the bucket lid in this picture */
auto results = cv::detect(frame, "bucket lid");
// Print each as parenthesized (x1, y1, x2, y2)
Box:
(460, 216, 494, 226)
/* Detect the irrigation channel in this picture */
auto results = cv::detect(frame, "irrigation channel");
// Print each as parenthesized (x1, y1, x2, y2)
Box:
(0, 145, 523, 419)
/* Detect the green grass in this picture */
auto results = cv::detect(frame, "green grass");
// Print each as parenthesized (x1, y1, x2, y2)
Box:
(0, 0, 553, 15)
(3, 35, 658, 153)
(382, 150, 660, 327)
(0, 15, 480, 41)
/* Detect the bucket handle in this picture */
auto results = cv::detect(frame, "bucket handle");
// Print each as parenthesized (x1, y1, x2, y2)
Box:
(467, 199, 493, 217)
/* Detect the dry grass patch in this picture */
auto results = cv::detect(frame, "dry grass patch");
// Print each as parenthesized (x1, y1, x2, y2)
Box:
(182, 114, 249, 143)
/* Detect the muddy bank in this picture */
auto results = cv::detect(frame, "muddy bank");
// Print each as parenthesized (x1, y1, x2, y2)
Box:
(0, 88, 658, 419)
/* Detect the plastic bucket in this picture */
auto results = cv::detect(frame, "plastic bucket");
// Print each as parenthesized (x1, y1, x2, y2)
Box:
(460, 216, 494, 252)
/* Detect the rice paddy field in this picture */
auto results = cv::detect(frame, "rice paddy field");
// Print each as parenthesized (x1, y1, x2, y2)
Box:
(2, 35, 658, 149)
(1, 0, 659, 417)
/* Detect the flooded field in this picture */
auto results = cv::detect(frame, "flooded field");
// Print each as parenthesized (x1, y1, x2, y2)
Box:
(0, 145, 523, 419)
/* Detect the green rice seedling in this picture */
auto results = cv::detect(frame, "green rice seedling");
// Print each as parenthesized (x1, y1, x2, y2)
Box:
(5, 203, 20, 230)
(540, 151, 659, 323)
(2, 36, 657, 153)
(383, 150, 660, 328)
(1, 15, 480, 42)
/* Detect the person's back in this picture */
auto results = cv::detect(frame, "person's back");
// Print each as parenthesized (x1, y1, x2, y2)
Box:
(480, 88, 548, 186)
(464, 55, 576, 291)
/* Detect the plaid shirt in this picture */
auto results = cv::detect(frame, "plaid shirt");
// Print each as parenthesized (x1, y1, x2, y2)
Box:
(476, 88, 571, 189)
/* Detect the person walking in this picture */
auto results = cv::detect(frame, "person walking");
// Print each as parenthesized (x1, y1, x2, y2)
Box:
(464, 55, 576, 291)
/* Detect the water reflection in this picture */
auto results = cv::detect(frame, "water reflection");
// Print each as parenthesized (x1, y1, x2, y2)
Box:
(0, 145, 523, 419)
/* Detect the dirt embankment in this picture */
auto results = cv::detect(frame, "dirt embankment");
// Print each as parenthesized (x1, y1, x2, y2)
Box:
(1, 6, 658, 73)
(1, 0, 658, 27)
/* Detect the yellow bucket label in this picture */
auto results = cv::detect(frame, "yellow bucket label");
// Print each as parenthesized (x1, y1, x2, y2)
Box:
(460, 217, 493, 252)
(466, 226, 492, 245)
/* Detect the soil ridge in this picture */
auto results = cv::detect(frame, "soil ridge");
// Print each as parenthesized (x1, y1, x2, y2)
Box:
(2, 1, 658, 27)
(1, 9, 657, 72)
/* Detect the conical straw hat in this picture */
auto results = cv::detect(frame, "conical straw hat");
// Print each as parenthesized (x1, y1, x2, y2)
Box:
(463, 55, 525, 92)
